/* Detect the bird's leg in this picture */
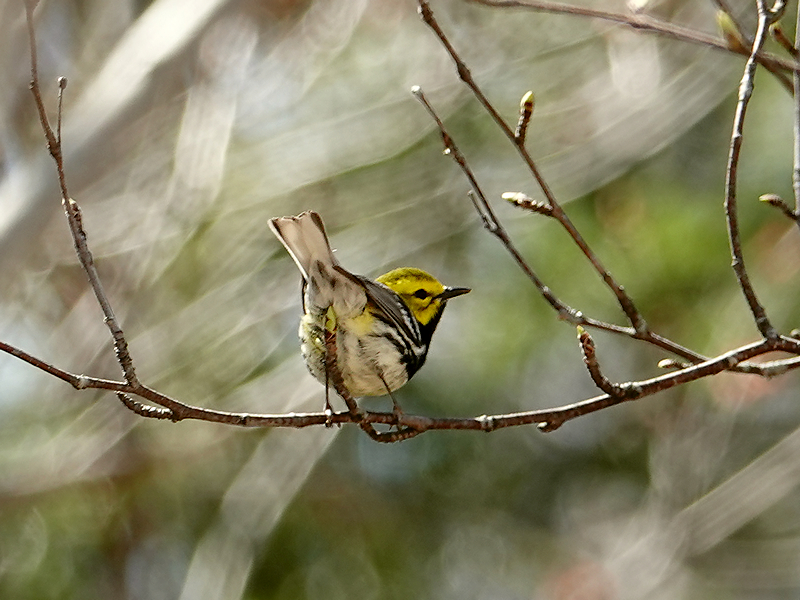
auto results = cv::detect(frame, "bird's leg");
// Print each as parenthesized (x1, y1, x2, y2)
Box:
(379, 373, 404, 423)
(322, 346, 333, 426)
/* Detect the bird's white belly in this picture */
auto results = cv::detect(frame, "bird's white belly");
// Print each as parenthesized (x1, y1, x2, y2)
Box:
(299, 313, 408, 398)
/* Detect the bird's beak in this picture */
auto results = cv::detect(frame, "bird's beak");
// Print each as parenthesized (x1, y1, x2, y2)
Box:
(438, 286, 471, 300)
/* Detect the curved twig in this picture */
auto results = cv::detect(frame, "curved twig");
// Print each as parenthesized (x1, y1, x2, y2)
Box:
(724, 0, 781, 340)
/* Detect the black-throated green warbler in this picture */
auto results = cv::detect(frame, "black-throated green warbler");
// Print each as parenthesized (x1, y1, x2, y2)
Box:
(269, 211, 470, 401)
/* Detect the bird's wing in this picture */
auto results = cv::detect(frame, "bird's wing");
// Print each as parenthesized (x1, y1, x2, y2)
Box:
(353, 273, 422, 348)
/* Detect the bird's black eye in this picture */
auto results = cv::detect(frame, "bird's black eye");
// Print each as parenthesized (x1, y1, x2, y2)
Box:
(413, 288, 429, 299)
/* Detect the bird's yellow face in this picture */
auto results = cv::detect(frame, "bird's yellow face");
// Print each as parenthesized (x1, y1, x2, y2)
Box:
(376, 267, 469, 326)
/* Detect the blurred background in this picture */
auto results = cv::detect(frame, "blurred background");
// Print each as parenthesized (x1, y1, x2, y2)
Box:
(1, 0, 800, 598)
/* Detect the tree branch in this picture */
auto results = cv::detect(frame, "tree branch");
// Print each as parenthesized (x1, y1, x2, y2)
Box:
(473, 0, 796, 90)
(410, 79, 796, 376)
(793, 4, 800, 229)
(3, 335, 798, 437)
(724, 0, 781, 340)
(24, 0, 139, 386)
(419, 0, 649, 335)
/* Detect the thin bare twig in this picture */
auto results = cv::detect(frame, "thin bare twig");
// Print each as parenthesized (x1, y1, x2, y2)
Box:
(117, 393, 174, 420)
(712, 0, 749, 41)
(577, 327, 626, 398)
(502, 192, 552, 217)
(418, 0, 649, 336)
(760, 193, 799, 221)
(514, 91, 534, 146)
(412, 86, 575, 323)
(474, 0, 795, 90)
(712, 0, 793, 89)
(794, 4, 800, 228)
(724, 0, 781, 340)
(770, 23, 798, 58)
(412, 79, 798, 375)
(24, 0, 139, 386)
(56, 76, 66, 146)
(323, 327, 360, 415)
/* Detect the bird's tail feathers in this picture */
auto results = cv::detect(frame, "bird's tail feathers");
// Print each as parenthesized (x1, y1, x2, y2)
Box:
(269, 211, 337, 280)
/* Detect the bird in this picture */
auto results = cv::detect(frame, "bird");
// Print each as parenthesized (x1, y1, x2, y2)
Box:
(269, 210, 469, 410)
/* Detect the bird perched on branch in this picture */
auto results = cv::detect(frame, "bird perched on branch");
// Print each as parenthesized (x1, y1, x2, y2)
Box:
(270, 211, 469, 409)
